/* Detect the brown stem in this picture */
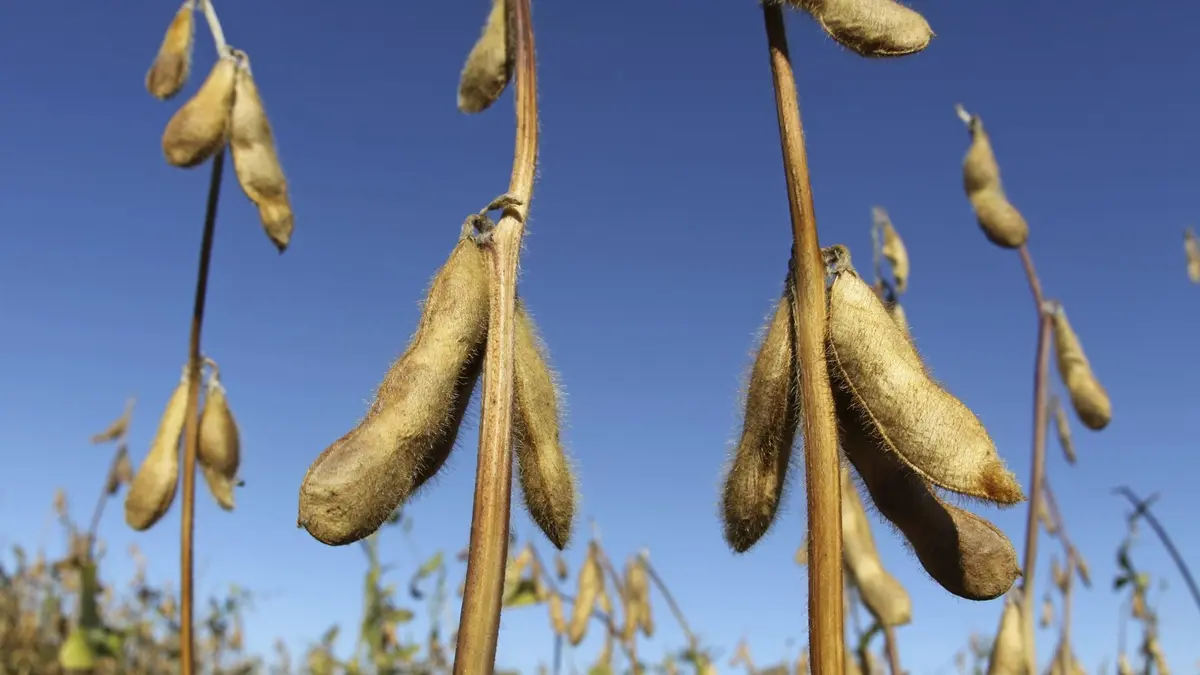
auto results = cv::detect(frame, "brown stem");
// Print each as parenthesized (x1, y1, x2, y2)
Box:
(179, 147, 226, 675)
(1015, 244, 1050, 675)
(1041, 478, 1090, 590)
(761, 5, 844, 672)
(452, 0, 538, 668)
(1113, 487, 1200, 617)
(883, 626, 902, 675)
(86, 440, 128, 555)
(640, 556, 698, 652)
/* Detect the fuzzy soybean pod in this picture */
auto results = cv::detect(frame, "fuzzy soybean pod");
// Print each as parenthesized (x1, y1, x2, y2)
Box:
(875, 208, 910, 293)
(784, 0, 933, 57)
(229, 56, 294, 252)
(720, 274, 801, 553)
(145, 1, 195, 101)
(458, 0, 513, 114)
(1051, 396, 1076, 464)
(197, 366, 240, 511)
(958, 108, 1029, 249)
(297, 223, 490, 546)
(161, 55, 237, 168)
(986, 596, 1027, 675)
(512, 300, 577, 550)
(125, 368, 189, 531)
(840, 467, 913, 626)
(826, 262, 1024, 504)
(1050, 303, 1111, 431)
(567, 543, 603, 646)
(838, 385, 1021, 601)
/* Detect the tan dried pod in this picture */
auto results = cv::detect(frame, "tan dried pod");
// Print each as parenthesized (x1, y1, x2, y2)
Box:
(957, 106, 1001, 194)
(875, 207, 910, 293)
(567, 543, 602, 646)
(826, 257, 1024, 504)
(968, 188, 1029, 250)
(844, 648, 864, 675)
(1039, 596, 1053, 628)
(1038, 501, 1058, 536)
(162, 56, 237, 168)
(839, 387, 1020, 601)
(985, 596, 1026, 675)
(1185, 227, 1200, 284)
(124, 368, 189, 531)
(197, 363, 240, 511)
(1051, 303, 1111, 431)
(794, 539, 808, 566)
(795, 650, 809, 675)
(554, 553, 569, 581)
(547, 592, 566, 635)
(512, 300, 576, 550)
(229, 56, 294, 252)
(1131, 589, 1146, 619)
(785, 0, 932, 57)
(91, 399, 135, 444)
(106, 447, 134, 495)
(721, 274, 801, 553)
(1051, 396, 1076, 464)
(145, 1, 195, 100)
(298, 219, 490, 546)
(1148, 639, 1170, 675)
(840, 467, 912, 626)
(457, 0, 513, 114)
(1051, 556, 1069, 593)
(1116, 654, 1134, 675)
(624, 555, 653, 639)
(1074, 551, 1091, 587)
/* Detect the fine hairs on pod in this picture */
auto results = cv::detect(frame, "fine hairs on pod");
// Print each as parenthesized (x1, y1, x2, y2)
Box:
(229, 52, 294, 253)
(781, 0, 933, 57)
(161, 55, 237, 168)
(840, 467, 913, 626)
(458, 0, 514, 114)
(956, 105, 1029, 249)
(824, 245, 1024, 504)
(567, 542, 603, 646)
(145, 1, 195, 101)
(125, 367, 190, 532)
(197, 358, 241, 511)
(720, 264, 800, 553)
(1049, 301, 1111, 431)
(512, 299, 577, 550)
(839, 386, 1020, 601)
(986, 595, 1028, 675)
(297, 214, 491, 546)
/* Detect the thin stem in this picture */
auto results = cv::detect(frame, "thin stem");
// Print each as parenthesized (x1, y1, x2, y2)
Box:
(179, 148, 226, 675)
(198, 0, 230, 56)
(761, 5, 845, 672)
(883, 626, 902, 675)
(639, 556, 698, 652)
(1113, 487, 1200, 617)
(452, 0, 538, 668)
(1041, 478, 1089, 589)
(86, 441, 128, 554)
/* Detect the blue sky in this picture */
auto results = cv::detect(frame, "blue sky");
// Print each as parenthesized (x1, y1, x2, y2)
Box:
(1, 0, 1198, 672)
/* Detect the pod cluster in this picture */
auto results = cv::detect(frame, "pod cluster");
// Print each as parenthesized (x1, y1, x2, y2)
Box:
(297, 199, 578, 550)
(124, 359, 242, 532)
(146, 2, 295, 251)
(720, 244, 1025, 602)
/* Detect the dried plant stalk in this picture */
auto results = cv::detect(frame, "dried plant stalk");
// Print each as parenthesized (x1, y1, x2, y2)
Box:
(957, 106, 1029, 249)
(197, 361, 240, 511)
(1050, 303, 1111, 431)
(298, 220, 490, 545)
(512, 300, 577, 550)
(840, 467, 912, 626)
(826, 255, 1023, 504)
(783, 0, 933, 57)
(986, 596, 1027, 675)
(458, 0, 514, 114)
(145, 1, 195, 100)
(229, 54, 294, 252)
(162, 56, 237, 168)
(125, 368, 190, 531)
(721, 274, 800, 553)
(839, 390, 1020, 601)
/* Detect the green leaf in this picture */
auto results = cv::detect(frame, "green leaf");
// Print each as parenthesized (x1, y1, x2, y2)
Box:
(58, 627, 97, 669)
(385, 608, 415, 624)
(1114, 574, 1131, 590)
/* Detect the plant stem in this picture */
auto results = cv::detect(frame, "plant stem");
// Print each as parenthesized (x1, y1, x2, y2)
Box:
(640, 556, 698, 652)
(1113, 487, 1200, 617)
(452, 0, 538, 670)
(179, 148, 226, 675)
(883, 626, 902, 675)
(1014, 244, 1049, 675)
(86, 441, 129, 556)
(760, 5, 844, 672)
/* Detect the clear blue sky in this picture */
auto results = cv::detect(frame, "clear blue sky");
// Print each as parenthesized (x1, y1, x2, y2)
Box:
(1, 0, 1197, 673)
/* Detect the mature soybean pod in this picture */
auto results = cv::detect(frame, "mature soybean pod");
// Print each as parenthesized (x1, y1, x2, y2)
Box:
(161, 56, 236, 168)
(197, 372, 241, 511)
(512, 299, 577, 550)
(1051, 304, 1111, 431)
(786, 0, 933, 58)
(838, 384, 1020, 601)
(827, 268, 1024, 504)
(986, 596, 1027, 675)
(229, 58, 294, 252)
(125, 369, 189, 531)
(720, 276, 801, 553)
(297, 231, 489, 546)
(145, 1, 195, 101)
(457, 0, 513, 114)
(840, 467, 912, 626)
